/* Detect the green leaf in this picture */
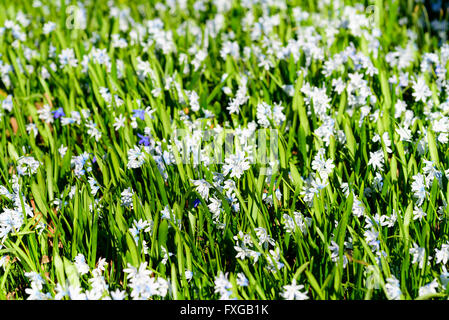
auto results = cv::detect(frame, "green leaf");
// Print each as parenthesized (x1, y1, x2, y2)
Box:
(427, 130, 439, 165)
(63, 257, 80, 287)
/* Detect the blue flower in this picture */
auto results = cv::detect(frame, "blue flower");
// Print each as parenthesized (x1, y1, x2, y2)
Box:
(193, 198, 201, 208)
(137, 133, 150, 146)
(133, 109, 145, 121)
(52, 107, 65, 119)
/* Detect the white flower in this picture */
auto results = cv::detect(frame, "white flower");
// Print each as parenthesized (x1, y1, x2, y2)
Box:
(311, 148, 334, 181)
(59, 48, 78, 67)
(68, 185, 76, 199)
(282, 211, 312, 235)
(127, 146, 146, 169)
(418, 279, 439, 297)
(129, 218, 152, 243)
(440, 266, 449, 289)
(71, 152, 91, 177)
(412, 206, 426, 221)
(68, 285, 87, 300)
(352, 195, 366, 218)
(422, 159, 442, 186)
(74, 253, 90, 275)
(37, 104, 54, 123)
(113, 114, 126, 131)
(222, 150, 250, 179)
(435, 243, 449, 265)
(254, 227, 275, 249)
(188, 90, 200, 112)
(121, 188, 134, 209)
(396, 126, 412, 142)
(123, 262, 169, 299)
(160, 205, 181, 228)
(110, 289, 127, 300)
(412, 76, 431, 103)
(24, 271, 46, 291)
(88, 177, 100, 196)
(394, 100, 407, 118)
(58, 145, 68, 158)
(385, 276, 402, 300)
(226, 80, 248, 114)
(236, 273, 248, 287)
(0, 208, 24, 241)
(26, 123, 38, 138)
(368, 149, 384, 172)
(329, 241, 348, 268)
(214, 272, 234, 300)
(266, 247, 284, 272)
(208, 197, 222, 217)
(160, 246, 173, 265)
(0, 255, 8, 270)
(192, 179, 211, 200)
(85, 121, 102, 141)
(409, 243, 427, 269)
(54, 283, 69, 300)
(332, 78, 346, 94)
(135, 57, 153, 80)
(2, 95, 13, 112)
(382, 132, 392, 153)
(281, 279, 308, 300)
(411, 173, 427, 206)
(17, 156, 41, 176)
(256, 101, 285, 127)
(43, 21, 56, 35)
